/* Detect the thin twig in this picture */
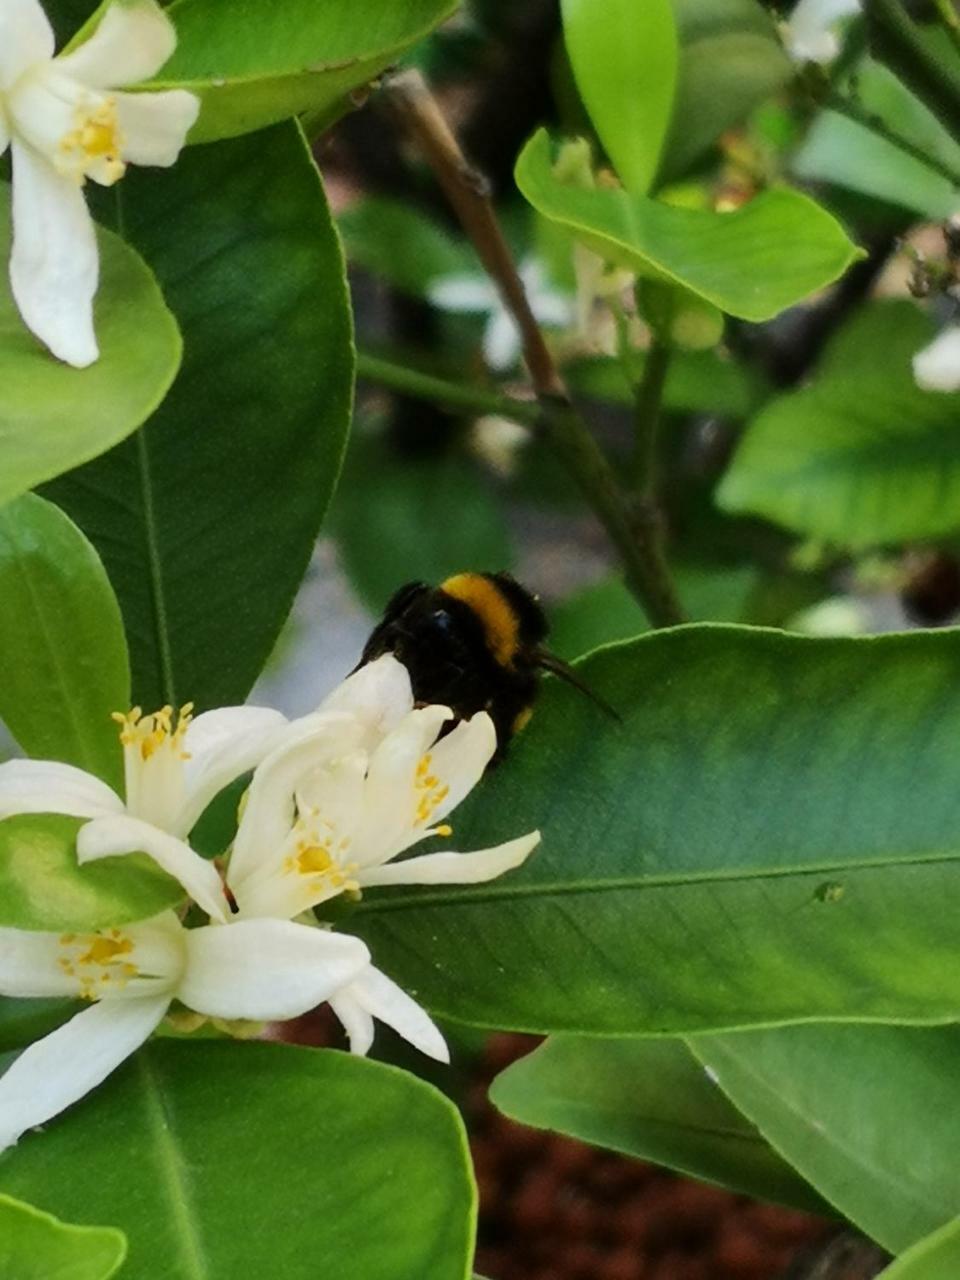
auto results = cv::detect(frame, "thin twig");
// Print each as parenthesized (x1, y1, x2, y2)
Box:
(356, 352, 541, 427)
(383, 69, 685, 627)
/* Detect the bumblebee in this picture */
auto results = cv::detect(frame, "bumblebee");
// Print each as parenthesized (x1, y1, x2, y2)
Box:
(357, 571, 610, 758)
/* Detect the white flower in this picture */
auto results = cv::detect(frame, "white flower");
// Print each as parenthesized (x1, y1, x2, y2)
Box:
(0, 0, 199, 366)
(0, 700, 292, 922)
(428, 259, 573, 370)
(79, 656, 541, 1061)
(781, 0, 860, 63)
(0, 909, 369, 1150)
(913, 324, 960, 392)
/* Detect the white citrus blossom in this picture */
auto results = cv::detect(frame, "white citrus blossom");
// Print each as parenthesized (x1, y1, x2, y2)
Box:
(0, 910, 369, 1151)
(428, 259, 573, 370)
(0, 700, 293, 922)
(0, 0, 199, 366)
(80, 656, 541, 1060)
(913, 324, 960, 392)
(781, 0, 861, 63)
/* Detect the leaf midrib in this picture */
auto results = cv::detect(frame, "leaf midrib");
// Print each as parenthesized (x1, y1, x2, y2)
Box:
(354, 845, 960, 916)
(138, 1054, 209, 1280)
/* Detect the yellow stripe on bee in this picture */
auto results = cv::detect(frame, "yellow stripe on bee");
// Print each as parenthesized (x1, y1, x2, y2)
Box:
(441, 573, 520, 667)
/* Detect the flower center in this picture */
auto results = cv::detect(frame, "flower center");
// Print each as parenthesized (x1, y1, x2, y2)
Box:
(58, 929, 138, 1001)
(58, 96, 125, 185)
(414, 753, 450, 827)
(113, 703, 194, 828)
(283, 817, 359, 897)
(113, 703, 194, 762)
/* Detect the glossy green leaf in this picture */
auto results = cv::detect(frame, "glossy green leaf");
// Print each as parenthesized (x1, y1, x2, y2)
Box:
(0, 185, 181, 509)
(352, 625, 960, 1033)
(0, 819, 181, 931)
(549, 566, 758, 659)
(692, 1025, 960, 1253)
(0, 815, 181, 932)
(0, 495, 128, 793)
(718, 302, 960, 549)
(492, 1036, 830, 1213)
(0, 1194, 126, 1280)
(0, 1041, 475, 1280)
(339, 199, 479, 297)
(794, 59, 960, 220)
(516, 130, 862, 321)
(880, 1218, 960, 1279)
(331, 432, 513, 613)
(145, 0, 458, 143)
(567, 350, 766, 418)
(561, 0, 677, 194)
(663, 0, 792, 181)
(46, 123, 353, 712)
(0, 998, 77, 1053)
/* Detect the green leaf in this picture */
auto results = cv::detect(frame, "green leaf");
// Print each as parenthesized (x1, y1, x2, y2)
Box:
(663, 0, 792, 181)
(794, 59, 960, 221)
(879, 1218, 960, 1279)
(515, 130, 862, 322)
(1, 1041, 476, 1280)
(691, 1025, 960, 1253)
(0, 185, 181, 510)
(492, 1036, 830, 1213)
(149, 0, 458, 143)
(0, 1194, 126, 1280)
(0, 816, 181, 932)
(561, 0, 678, 194)
(331, 432, 513, 613)
(549, 566, 758, 659)
(718, 301, 960, 549)
(339, 198, 479, 297)
(352, 625, 960, 1033)
(0, 998, 77, 1053)
(45, 123, 353, 713)
(0, 495, 128, 793)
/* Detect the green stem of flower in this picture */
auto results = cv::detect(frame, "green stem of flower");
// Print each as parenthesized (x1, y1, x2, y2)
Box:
(631, 338, 671, 494)
(356, 352, 541, 426)
(862, 0, 960, 145)
(825, 90, 960, 188)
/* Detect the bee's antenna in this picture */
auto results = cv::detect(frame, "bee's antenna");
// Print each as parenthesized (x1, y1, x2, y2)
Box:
(533, 649, 622, 723)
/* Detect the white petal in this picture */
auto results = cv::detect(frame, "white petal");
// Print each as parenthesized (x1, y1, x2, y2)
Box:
(56, 0, 176, 88)
(174, 705, 289, 837)
(783, 0, 860, 63)
(318, 655, 414, 745)
(483, 309, 521, 371)
(114, 89, 199, 166)
(0, 995, 169, 1152)
(416, 711, 496, 825)
(427, 274, 497, 313)
(0, 115, 9, 160)
(328, 990, 375, 1057)
(9, 139, 99, 368)
(77, 815, 230, 923)
(179, 921, 370, 1021)
(358, 831, 540, 888)
(913, 326, 960, 392)
(0, 927, 79, 997)
(228, 713, 361, 888)
(352, 705, 453, 868)
(0, 0, 54, 92)
(337, 966, 449, 1063)
(0, 758, 123, 822)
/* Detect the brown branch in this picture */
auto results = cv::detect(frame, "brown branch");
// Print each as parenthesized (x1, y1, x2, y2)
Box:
(383, 70, 685, 627)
